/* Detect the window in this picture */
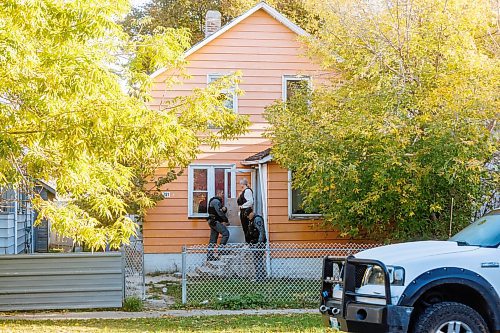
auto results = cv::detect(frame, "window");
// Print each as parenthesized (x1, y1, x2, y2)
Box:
(188, 165, 234, 217)
(0, 188, 15, 214)
(288, 171, 321, 219)
(283, 75, 311, 102)
(207, 74, 237, 113)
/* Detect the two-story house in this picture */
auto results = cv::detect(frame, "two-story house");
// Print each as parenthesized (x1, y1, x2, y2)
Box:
(144, 2, 346, 272)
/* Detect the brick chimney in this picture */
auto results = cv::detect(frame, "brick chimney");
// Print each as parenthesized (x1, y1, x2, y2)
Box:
(205, 10, 222, 38)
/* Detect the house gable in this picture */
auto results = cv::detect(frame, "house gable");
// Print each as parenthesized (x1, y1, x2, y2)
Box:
(150, 2, 309, 80)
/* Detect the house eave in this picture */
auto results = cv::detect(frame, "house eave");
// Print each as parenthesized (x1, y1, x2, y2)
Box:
(36, 179, 56, 195)
(241, 154, 273, 165)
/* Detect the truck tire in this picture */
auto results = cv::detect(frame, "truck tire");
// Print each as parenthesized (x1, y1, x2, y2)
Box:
(413, 302, 488, 333)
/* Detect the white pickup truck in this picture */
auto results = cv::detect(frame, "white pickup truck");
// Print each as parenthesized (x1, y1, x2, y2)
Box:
(320, 209, 500, 333)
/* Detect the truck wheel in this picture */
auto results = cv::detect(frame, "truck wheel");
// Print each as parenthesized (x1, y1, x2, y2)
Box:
(413, 302, 488, 333)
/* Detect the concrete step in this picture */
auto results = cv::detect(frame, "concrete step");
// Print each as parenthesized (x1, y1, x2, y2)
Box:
(196, 265, 229, 275)
(205, 260, 228, 269)
(195, 266, 214, 276)
(218, 255, 238, 260)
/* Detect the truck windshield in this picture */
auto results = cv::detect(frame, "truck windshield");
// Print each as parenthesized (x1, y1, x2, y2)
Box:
(449, 211, 500, 247)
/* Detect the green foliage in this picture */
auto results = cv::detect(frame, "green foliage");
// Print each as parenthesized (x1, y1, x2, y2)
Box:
(122, 0, 232, 43)
(123, 296, 144, 312)
(211, 293, 269, 310)
(209, 293, 316, 310)
(0, 0, 249, 250)
(171, 294, 316, 310)
(266, 0, 499, 241)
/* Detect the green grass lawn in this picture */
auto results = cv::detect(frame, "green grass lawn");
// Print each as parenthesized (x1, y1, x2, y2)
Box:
(0, 314, 333, 333)
(184, 278, 319, 309)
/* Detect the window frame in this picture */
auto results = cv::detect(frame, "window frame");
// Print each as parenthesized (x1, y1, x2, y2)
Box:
(188, 164, 236, 218)
(288, 170, 322, 220)
(207, 73, 238, 113)
(282, 75, 311, 102)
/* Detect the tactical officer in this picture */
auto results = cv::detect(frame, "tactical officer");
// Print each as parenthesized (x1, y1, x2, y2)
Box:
(207, 196, 230, 261)
(247, 209, 267, 281)
(237, 178, 254, 243)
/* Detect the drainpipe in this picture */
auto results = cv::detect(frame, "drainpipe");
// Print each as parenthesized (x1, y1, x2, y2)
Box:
(258, 163, 271, 276)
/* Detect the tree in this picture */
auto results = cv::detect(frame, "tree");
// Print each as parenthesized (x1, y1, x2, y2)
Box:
(122, 0, 321, 44)
(122, 0, 231, 43)
(0, 0, 249, 250)
(266, 0, 499, 241)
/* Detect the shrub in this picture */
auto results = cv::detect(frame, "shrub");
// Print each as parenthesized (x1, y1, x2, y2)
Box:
(123, 296, 144, 312)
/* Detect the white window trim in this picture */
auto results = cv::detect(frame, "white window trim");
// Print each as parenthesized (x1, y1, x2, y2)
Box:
(288, 170, 322, 219)
(207, 73, 238, 113)
(188, 164, 236, 218)
(282, 75, 312, 102)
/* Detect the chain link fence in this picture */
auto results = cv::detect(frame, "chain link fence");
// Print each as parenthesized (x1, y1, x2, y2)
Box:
(123, 238, 145, 299)
(181, 242, 378, 306)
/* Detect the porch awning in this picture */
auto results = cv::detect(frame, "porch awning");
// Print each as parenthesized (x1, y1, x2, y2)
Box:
(241, 148, 273, 165)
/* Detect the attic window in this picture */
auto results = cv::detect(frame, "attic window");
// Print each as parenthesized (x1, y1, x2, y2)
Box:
(207, 74, 238, 113)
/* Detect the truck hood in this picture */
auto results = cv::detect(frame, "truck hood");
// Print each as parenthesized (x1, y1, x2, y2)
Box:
(355, 240, 479, 265)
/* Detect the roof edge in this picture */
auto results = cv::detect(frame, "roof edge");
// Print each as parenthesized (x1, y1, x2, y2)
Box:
(241, 154, 273, 165)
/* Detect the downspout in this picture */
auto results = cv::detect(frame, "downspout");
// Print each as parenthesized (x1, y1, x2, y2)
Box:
(258, 163, 271, 276)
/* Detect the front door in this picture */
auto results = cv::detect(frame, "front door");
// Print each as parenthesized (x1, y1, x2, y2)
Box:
(224, 168, 258, 243)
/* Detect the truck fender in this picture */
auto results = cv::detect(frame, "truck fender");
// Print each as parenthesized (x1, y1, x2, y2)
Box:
(397, 267, 500, 331)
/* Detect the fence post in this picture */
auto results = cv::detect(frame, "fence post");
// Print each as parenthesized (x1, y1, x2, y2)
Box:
(181, 245, 187, 304)
(121, 246, 126, 300)
(141, 239, 145, 300)
(265, 243, 271, 278)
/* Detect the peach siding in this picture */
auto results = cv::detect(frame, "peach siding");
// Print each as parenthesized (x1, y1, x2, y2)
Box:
(266, 162, 348, 243)
(144, 9, 335, 254)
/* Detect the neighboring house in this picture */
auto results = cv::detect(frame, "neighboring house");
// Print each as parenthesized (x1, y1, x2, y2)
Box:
(0, 182, 56, 254)
(144, 2, 345, 272)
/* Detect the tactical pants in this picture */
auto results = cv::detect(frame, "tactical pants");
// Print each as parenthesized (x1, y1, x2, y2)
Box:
(251, 243, 266, 281)
(207, 220, 229, 260)
(240, 208, 251, 243)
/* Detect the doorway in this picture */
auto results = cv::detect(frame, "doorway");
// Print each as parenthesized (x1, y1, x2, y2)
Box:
(224, 168, 260, 243)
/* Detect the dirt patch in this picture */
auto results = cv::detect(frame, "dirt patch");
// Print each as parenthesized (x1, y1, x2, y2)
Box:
(144, 273, 182, 309)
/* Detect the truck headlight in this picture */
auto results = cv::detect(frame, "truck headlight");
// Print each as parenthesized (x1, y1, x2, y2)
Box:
(362, 265, 405, 286)
(387, 266, 405, 286)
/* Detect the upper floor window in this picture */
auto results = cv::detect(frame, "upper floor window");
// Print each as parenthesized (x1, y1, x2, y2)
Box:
(283, 75, 311, 102)
(207, 74, 238, 113)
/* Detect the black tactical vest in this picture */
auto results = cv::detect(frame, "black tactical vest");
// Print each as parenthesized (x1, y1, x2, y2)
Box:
(208, 196, 222, 217)
(237, 187, 253, 206)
